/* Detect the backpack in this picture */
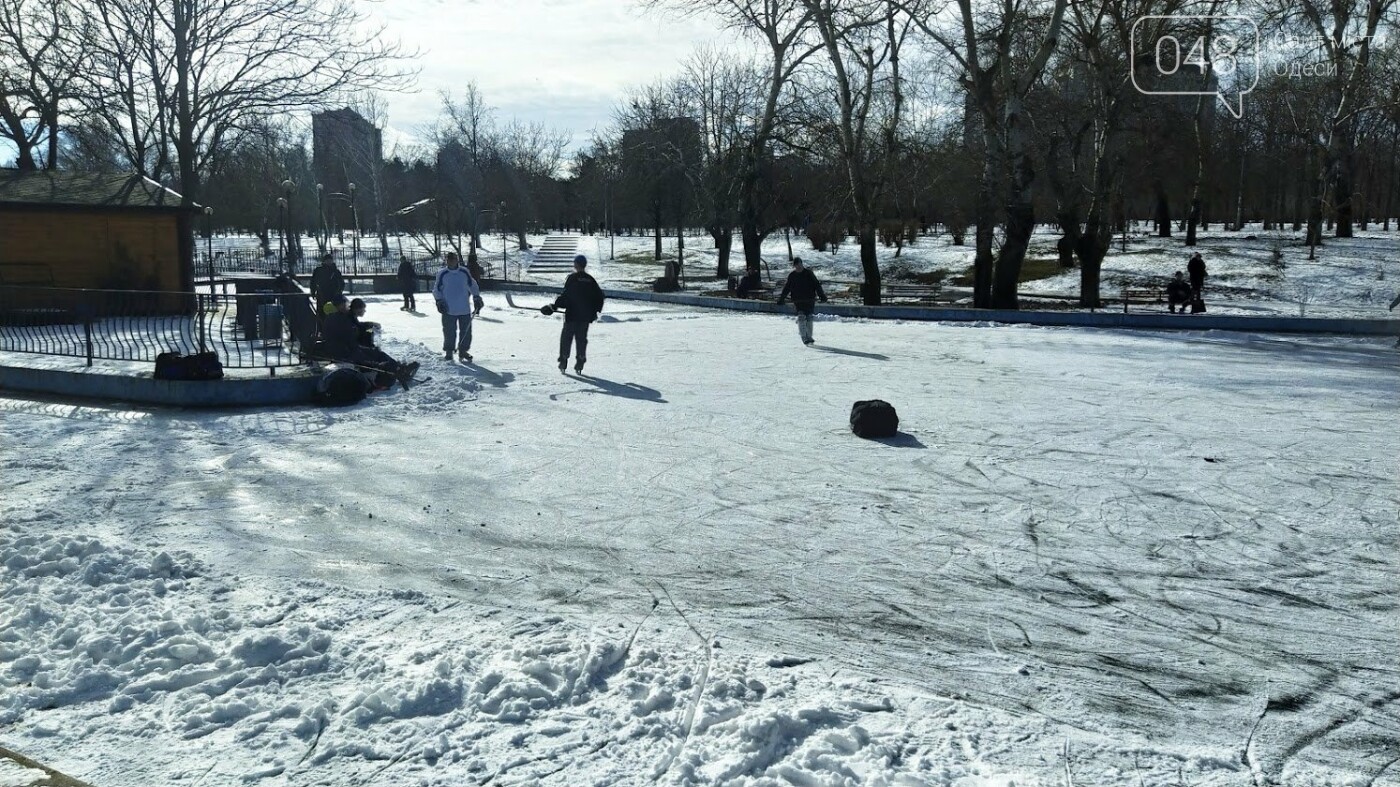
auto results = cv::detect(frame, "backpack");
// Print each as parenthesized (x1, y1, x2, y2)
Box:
(316, 367, 370, 406)
(850, 399, 899, 439)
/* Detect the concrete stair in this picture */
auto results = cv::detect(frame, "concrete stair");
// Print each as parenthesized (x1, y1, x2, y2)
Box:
(528, 234, 580, 274)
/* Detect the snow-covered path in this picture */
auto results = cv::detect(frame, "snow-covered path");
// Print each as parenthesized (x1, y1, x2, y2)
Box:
(3, 295, 1397, 786)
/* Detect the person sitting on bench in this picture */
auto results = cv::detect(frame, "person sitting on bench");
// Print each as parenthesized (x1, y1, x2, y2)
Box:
(321, 296, 419, 389)
(735, 268, 762, 298)
(1166, 271, 1192, 314)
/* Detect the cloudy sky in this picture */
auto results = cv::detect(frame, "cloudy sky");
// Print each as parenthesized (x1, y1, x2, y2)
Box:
(363, 0, 734, 154)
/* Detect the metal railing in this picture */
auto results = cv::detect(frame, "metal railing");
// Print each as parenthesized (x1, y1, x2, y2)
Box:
(196, 248, 456, 279)
(0, 285, 311, 373)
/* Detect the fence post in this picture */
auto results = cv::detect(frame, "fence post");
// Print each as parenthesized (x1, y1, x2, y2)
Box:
(83, 312, 93, 367)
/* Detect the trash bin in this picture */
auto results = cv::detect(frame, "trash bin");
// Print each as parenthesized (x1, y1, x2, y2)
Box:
(258, 303, 284, 341)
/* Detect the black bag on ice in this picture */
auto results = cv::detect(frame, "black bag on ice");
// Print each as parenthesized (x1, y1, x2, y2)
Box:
(316, 367, 369, 406)
(850, 399, 899, 438)
(1190, 298, 1206, 314)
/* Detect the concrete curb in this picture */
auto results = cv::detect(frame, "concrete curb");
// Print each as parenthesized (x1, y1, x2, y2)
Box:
(485, 281, 1400, 337)
(0, 364, 320, 407)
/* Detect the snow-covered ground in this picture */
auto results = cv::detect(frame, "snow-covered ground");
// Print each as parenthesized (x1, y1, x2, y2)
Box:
(3, 294, 1398, 786)
(566, 224, 1400, 319)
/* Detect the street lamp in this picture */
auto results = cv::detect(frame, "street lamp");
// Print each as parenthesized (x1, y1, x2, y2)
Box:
(203, 206, 214, 284)
(348, 182, 359, 277)
(281, 179, 296, 274)
(499, 202, 507, 281)
(276, 197, 288, 276)
(316, 183, 326, 254)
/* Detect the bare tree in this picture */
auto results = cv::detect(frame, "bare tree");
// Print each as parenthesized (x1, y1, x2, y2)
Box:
(0, 0, 85, 170)
(904, 0, 1069, 308)
(802, 0, 911, 305)
(76, 0, 413, 269)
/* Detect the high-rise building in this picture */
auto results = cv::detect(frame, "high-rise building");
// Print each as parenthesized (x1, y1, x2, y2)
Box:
(312, 108, 382, 236)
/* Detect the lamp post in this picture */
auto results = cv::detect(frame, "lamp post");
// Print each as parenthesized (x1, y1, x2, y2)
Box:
(203, 206, 214, 284)
(348, 182, 359, 277)
(277, 196, 288, 276)
(499, 202, 507, 281)
(281, 179, 296, 274)
(316, 183, 326, 254)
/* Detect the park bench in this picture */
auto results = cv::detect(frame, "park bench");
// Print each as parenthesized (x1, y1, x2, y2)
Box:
(1121, 286, 1166, 313)
(883, 282, 942, 304)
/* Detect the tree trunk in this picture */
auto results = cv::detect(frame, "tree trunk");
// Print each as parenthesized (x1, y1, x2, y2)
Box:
(652, 203, 663, 261)
(172, 0, 199, 278)
(740, 220, 762, 272)
(1154, 182, 1171, 237)
(1335, 131, 1355, 237)
(1075, 217, 1110, 309)
(1186, 198, 1201, 246)
(1056, 209, 1080, 267)
(1385, 125, 1398, 231)
(973, 149, 997, 308)
(710, 225, 732, 279)
(859, 226, 881, 306)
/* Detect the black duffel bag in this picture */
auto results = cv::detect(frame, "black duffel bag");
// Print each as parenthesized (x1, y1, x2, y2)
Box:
(850, 399, 899, 438)
(154, 351, 224, 381)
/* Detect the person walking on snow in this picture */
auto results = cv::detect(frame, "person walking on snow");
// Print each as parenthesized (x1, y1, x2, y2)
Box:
(433, 251, 484, 361)
(397, 255, 418, 311)
(776, 257, 828, 345)
(552, 254, 605, 373)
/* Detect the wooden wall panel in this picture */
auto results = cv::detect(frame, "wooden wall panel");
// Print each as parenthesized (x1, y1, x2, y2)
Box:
(0, 210, 184, 290)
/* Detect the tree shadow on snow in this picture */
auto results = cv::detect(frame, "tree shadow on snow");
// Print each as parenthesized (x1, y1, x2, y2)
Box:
(553, 374, 667, 403)
(815, 345, 889, 361)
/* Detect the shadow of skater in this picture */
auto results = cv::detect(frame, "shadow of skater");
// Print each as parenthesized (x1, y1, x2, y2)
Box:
(554, 374, 667, 403)
(815, 346, 890, 361)
(455, 363, 514, 388)
(871, 432, 925, 449)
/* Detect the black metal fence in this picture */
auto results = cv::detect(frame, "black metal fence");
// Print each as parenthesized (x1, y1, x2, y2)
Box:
(194, 248, 487, 280)
(0, 285, 309, 372)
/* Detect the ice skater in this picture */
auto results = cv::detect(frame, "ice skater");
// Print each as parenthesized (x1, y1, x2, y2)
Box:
(551, 254, 605, 373)
(776, 257, 828, 345)
(309, 253, 344, 322)
(432, 252, 484, 362)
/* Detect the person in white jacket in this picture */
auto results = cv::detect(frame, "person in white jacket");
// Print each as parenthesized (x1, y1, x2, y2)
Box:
(432, 252, 484, 361)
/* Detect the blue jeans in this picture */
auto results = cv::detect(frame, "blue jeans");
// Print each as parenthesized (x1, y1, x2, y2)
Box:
(441, 314, 473, 354)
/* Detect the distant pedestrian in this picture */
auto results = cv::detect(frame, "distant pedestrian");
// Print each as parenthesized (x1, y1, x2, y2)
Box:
(552, 254, 605, 373)
(1187, 252, 1207, 299)
(397, 255, 417, 311)
(432, 252, 484, 362)
(1166, 271, 1192, 314)
(309, 253, 344, 320)
(776, 257, 828, 345)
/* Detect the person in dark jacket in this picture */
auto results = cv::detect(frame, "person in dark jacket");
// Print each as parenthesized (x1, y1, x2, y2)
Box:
(321, 296, 419, 389)
(1187, 252, 1207, 299)
(776, 257, 828, 345)
(553, 254, 605, 373)
(1166, 271, 1192, 313)
(396, 256, 417, 311)
(309, 253, 345, 321)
